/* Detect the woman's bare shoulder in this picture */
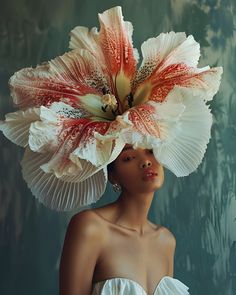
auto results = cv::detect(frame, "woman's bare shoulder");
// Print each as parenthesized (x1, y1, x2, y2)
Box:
(71, 208, 98, 222)
(156, 225, 176, 248)
(68, 209, 108, 238)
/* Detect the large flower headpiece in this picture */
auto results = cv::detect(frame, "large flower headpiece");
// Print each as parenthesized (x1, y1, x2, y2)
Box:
(0, 6, 223, 211)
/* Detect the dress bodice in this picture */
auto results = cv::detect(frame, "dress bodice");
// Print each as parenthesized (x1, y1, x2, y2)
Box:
(91, 275, 190, 295)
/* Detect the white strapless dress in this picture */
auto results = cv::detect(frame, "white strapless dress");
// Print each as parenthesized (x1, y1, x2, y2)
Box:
(91, 276, 190, 295)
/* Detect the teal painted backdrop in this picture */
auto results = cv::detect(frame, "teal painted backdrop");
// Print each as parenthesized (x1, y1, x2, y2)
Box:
(0, 0, 235, 294)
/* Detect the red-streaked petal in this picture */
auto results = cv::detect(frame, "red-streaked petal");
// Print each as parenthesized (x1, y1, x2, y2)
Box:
(49, 49, 111, 96)
(98, 6, 138, 108)
(28, 102, 111, 177)
(52, 118, 111, 175)
(9, 63, 80, 109)
(47, 118, 110, 175)
(28, 102, 90, 154)
(73, 116, 128, 167)
(9, 49, 112, 112)
(120, 103, 165, 148)
(49, 49, 117, 119)
(21, 147, 108, 211)
(132, 32, 197, 100)
(0, 108, 40, 147)
(132, 32, 223, 104)
(98, 7, 138, 77)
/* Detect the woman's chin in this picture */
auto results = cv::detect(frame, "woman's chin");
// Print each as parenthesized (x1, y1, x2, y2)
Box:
(132, 184, 163, 194)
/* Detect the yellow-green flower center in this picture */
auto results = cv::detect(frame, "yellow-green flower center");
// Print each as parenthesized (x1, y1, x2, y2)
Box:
(101, 94, 117, 110)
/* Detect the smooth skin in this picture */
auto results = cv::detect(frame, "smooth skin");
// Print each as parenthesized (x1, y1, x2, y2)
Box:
(59, 144, 176, 295)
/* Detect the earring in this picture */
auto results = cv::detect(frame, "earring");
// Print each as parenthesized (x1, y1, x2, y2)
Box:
(112, 183, 121, 192)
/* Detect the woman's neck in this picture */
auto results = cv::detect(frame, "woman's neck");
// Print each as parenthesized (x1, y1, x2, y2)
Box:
(111, 191, 154, 235)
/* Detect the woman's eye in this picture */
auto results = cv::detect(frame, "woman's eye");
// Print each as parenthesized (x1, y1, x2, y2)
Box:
(124, 156, 134, 161)
(149, 149, 153, 154)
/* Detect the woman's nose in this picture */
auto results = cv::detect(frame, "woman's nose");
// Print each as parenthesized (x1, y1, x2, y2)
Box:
(140, 159, 152, 169)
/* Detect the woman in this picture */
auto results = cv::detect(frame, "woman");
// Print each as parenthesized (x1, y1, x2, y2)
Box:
(59, 144, 185, 295)
(0, 5, 222, 295)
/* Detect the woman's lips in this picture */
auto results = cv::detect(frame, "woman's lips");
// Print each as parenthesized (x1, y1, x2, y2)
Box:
(142, 169, 158, 181)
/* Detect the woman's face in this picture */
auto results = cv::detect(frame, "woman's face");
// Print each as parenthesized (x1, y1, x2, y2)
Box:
(109, 144, 164, 194)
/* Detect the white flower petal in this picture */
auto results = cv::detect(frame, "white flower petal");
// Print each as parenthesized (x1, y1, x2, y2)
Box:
(154, 86, 213, 176)
(21, 147, 107, 211)
(29, 121, 60, 153)
(133, 31, 223, 104)
(0, 108, 40, 147)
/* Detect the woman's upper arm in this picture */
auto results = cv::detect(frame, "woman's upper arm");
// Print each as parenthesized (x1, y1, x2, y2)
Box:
(164, 228, 176, 277)
(59, 210, 104, 295)
(159, 226, 176, 277)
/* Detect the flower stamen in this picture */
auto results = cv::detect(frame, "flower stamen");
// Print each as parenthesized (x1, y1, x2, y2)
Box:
(101, 93, 118, 114)
(126, 92, 134, 108)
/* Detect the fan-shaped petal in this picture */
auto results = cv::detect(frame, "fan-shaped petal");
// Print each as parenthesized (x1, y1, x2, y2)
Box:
(21, 147, 107, 211)
(153, 87, 213, 176)
(0, 108, 40, 147)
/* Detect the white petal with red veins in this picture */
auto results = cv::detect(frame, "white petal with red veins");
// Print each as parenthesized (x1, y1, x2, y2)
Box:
(132, 31, 223, 105)
(98, 6, 137, 107)
(117, 97, 185, 150)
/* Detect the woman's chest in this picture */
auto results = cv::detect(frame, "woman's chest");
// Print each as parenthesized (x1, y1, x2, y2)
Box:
(93, 230, 169, 283)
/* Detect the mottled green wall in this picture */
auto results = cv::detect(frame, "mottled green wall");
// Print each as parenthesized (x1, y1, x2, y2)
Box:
(0, 1, 235, 295)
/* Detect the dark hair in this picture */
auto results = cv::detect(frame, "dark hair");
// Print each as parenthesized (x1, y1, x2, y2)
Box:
(107, 160, 116, 174)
